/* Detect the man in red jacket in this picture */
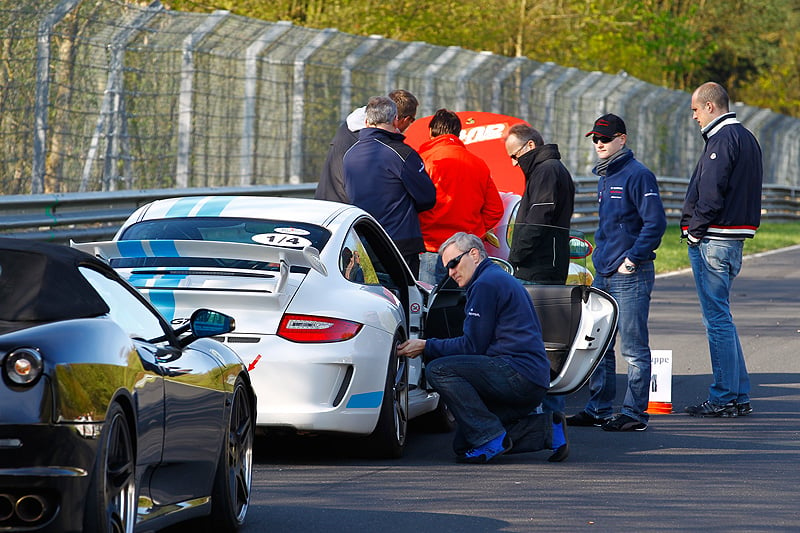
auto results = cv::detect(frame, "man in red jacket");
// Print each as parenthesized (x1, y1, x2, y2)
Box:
(417, 109, 504, 285)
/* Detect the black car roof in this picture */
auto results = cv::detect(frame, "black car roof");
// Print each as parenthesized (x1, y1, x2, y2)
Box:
(0, 238, 112, 322)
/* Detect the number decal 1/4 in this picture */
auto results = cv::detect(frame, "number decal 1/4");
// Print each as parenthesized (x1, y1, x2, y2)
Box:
(251, 233, 312, 248)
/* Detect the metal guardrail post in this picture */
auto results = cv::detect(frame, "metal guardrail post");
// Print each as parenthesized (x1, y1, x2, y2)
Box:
(176, 10, 230, 188)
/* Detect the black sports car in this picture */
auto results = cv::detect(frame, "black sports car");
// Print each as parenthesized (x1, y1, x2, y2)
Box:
(0, 238, 255, 532)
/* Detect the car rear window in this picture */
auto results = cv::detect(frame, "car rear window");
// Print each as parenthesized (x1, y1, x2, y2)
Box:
(114, 217, 331, 270)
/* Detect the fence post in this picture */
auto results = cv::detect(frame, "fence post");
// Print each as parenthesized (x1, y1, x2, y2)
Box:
(289, 28, 337, 184)
(175, 10, 229, 188)
(384, 41, 425, 95)
(81, 2, 164, 192)
(241, 21, 293, 186)
(32, 0, 82, 194)
(340, 34, 383, 121)
(421, 46, 460, 117)
(455, 50, 493, 112)
(491, 56, 527, 115)
(519, 62, 556, 125)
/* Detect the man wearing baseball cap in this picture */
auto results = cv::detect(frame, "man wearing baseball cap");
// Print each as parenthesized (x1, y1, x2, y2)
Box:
(566, 113, 666, 432)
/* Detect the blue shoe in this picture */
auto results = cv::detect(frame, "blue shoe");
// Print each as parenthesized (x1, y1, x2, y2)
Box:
(457, 432, 512, 463)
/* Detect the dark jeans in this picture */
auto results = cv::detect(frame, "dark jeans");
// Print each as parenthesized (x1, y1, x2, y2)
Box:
(426, 355, 547, 454)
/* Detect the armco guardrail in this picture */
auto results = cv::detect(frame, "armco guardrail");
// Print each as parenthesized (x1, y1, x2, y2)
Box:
(0, 178, 797, 244)
(0, 184, 316, 244)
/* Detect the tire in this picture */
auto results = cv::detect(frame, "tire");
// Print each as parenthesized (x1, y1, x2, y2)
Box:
(363, 333, 409, 458)
(209, 377, 254, 531)
(413, 395, 456, 433)
(84, 402, 136, 533)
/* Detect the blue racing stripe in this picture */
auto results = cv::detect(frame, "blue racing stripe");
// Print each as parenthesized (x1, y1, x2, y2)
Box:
(128, 274, 186, 288)
(196, 196, 234, 217)
(148, 289, 176, 321)
(150, 240, 179, 257)
(117, 241, 146, 257)
(345, 391, 383, 409)
(165, 197, 205, 218)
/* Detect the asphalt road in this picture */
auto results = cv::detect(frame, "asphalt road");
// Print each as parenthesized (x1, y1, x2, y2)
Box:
(236, 245, 800, 532)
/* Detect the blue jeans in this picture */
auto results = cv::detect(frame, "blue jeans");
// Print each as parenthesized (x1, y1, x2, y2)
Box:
(426, 355, 547, 454)
(584, 262, 655, 423)
(688, 239, 750, 405)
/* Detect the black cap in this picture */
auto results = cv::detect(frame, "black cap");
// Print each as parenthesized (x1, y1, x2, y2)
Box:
(585, 113, 626, 137)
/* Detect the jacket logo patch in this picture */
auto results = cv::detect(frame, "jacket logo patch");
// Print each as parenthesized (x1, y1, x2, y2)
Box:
(710, 152, 717, 160)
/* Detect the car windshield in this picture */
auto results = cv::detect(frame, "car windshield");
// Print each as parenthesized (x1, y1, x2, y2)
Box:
(114, 217, 331, 270)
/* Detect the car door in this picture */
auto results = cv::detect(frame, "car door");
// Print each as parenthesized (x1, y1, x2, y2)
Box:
(347, 218, 426, 382)
(79, 267, 166, 487)
(423, 225, 618, 395)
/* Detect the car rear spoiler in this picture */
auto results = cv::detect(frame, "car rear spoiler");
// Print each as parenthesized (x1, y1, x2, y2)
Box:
(71, 239, 328, 294)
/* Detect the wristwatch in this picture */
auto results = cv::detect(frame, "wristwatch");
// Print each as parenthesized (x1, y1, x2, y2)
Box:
(623, 260, 637, 273)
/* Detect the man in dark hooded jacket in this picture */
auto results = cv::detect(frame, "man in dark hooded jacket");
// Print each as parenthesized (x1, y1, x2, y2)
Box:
(504, 123, 575, 284)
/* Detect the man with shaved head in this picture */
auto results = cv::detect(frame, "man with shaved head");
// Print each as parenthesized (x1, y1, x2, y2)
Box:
(681, 82, 763, 419)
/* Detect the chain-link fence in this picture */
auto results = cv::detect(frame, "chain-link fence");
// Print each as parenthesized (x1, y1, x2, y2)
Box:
(3, 0, 800, 195)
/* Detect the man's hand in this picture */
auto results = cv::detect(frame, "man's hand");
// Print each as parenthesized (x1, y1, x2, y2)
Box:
(396, 339, 425, 358)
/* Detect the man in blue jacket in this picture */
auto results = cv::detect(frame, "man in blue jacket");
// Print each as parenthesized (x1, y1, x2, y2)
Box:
(397, 232, 569, 463)
(681, 82, 762, 418)
(567, 113, 666, 432)
(343, 95, 435, 276)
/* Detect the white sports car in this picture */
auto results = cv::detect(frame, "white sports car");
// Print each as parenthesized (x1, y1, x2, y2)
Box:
(74, 196, 617, 458)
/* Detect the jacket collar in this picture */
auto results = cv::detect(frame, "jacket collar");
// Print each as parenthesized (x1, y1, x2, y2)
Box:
(517, 144, 561, 177)
(702, 112, 739, 141)
(358, 126, 405, 142)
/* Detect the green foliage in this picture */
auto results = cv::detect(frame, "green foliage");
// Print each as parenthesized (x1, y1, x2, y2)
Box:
(164, 0, 800, 119)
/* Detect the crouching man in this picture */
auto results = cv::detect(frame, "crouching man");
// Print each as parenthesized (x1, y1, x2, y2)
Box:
(397, 232, 568, 463)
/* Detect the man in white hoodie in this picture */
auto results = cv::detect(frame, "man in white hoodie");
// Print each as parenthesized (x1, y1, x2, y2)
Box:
(315, 90, 418, 203)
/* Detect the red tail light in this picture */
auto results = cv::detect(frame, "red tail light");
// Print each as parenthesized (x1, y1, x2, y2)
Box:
(277, 314, 363, 343)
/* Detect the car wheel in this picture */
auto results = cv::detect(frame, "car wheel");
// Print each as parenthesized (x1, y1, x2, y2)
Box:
(84, 402, 136, 533)
(364, 333, 409, 458)
(209, 377, 254, 531)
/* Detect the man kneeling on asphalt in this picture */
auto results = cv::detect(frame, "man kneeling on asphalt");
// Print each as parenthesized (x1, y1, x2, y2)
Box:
(397, 232, 568, 463)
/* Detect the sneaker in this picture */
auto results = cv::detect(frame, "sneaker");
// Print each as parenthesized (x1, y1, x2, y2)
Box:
(737, 402, 753, 416)
(566, 410, 606, 427)
(547, 412, 570, 463)
(602, 414, 647, 432)
(457, 432, 512, 463)
(684, 400, 738, 418)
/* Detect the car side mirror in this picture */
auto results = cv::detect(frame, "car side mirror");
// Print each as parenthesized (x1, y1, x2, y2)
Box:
(175, 309, 235, 348)
(190, 308, 235, 338)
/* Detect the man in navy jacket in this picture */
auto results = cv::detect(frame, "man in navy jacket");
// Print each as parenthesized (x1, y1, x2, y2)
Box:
(681, 82, 762, 418)
(567, 113, 666, 432)
(343, 96, 435, 276)
(397, 232, 569, 463)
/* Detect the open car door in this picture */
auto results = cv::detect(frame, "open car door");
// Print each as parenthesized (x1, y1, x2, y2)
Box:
(423, 225, 617, 395)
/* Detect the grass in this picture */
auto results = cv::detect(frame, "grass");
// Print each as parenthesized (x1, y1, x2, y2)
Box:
(585, 222, 800, 275)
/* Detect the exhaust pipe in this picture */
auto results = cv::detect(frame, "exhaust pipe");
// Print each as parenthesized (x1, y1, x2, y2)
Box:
(0, 494, 14, 521)
(15, 494, 47, 523)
